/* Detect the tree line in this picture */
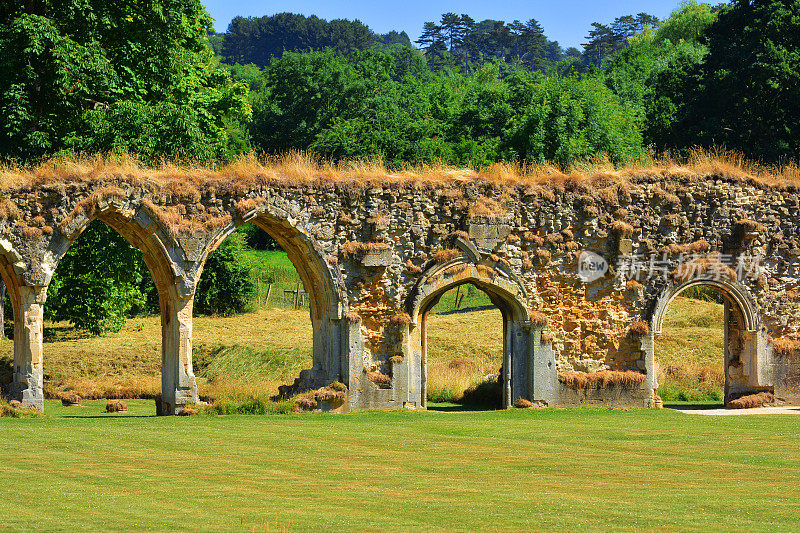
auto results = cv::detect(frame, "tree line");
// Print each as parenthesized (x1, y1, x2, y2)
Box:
(1, 0, 799, 334)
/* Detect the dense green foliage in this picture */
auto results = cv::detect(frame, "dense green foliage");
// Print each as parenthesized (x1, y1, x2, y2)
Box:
(691, 0, 800, 161)
(249, 49, 643, 168)
(602, 0, 800, 163)
(194, 231, 256, 316)
(45, 222, 152, 335)
(505, 74, 642, 166)
(602, 1, 717, 150)
(0, 0, 251, 164)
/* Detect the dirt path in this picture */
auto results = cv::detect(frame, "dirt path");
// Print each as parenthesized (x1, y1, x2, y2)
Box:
(672, 405, 800, 415)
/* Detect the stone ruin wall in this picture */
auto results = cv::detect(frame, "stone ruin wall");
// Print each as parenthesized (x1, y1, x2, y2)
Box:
(2, 170, 800, 412)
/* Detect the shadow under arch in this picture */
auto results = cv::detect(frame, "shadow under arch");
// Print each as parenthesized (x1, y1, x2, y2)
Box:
(201, 204, 346, 387)
(406, 258, 531, 409)
(647, 276, 764, 404)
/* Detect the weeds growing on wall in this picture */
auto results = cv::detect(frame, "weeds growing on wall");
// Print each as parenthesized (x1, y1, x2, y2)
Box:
(2, 148, 800, 192)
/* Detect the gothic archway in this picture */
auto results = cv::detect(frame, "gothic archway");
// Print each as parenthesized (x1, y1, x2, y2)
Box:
(407, 258, 531, 408)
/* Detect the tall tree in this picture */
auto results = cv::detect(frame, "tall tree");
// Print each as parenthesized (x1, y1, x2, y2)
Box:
(439, 13, 462, 52)
(696, 0, 800, 161)
(510, 19, 548, 70)
(0, 0, 250, 164)
(379, 30, 412, 48)
(583, 23, 616, 67)
(583, 13, 659, 68)
(416, 22, 446, 70)
(221, 13, 378, 68)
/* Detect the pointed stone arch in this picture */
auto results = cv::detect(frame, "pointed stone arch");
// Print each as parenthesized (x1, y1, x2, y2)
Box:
(644, 276, 769, 404)
(6, 195, 202, 413)
(198, 201, 347, 390)
(404, 256, 533, 408)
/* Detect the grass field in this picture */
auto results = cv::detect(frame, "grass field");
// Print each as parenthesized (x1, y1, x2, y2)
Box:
(1, 251, 791, 531)
(1, 403, 799, 531)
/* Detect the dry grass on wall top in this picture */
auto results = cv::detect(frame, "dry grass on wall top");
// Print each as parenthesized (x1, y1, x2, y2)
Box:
(294, 382, 349, 411)
(3, 148, 800, 192)
(629, 320, 650, 336)
(432, 248, 461, 263)
(367, 370, 392, 385)
(558, 370, 646, 391)
(529, 312, 548, 328)
(340, 240, 390, 259)
(389, 312, 412, 327)
(660, 239, 711, 255)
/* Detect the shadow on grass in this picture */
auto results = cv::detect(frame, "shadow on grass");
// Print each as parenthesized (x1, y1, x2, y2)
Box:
(426, 402, 499, 412)
(664, 403, 725, 410)
(43, 325, 93, 343)
(432, 304, 495, 316)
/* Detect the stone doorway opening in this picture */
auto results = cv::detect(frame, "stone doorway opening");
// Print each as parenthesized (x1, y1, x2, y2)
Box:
(651, 279, 765, 407)
(407, 262, 532, 411)
(421, 283, 505, 410)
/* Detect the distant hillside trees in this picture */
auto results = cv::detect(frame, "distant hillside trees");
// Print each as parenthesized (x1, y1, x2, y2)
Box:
(220, 13, 385, 67)
(415, 13, 566, 72)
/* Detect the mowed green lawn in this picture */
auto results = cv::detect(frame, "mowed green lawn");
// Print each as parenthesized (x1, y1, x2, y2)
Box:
(2, 401, 799, 532)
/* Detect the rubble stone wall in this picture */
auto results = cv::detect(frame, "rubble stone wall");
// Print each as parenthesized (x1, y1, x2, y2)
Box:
(2, 171, 798, 412)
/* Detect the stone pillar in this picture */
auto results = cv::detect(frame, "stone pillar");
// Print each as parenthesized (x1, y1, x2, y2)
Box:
(531, 328, 557, 405)
(343, 317, 364, 410)
(641, 331, 657, 392)
(510, 320, 529, 403)
(159, 291, 197, 415)
(502, 319, 512, 408)
(9, 285, 46, 411)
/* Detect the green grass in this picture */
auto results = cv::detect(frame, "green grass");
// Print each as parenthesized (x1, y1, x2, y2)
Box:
(1, 406, 799, 531)
(240, 248, 306, 309)
(657, 296, 725, 402)
(429, 283, 493, 314)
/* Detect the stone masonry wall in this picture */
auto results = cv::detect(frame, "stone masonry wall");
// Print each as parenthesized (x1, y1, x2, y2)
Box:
(1, 169, 799, 412)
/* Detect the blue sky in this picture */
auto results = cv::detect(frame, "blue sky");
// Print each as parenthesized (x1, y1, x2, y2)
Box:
(202, 0, 689, 50)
